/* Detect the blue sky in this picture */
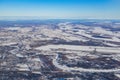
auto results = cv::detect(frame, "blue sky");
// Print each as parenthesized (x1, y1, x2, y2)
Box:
(0, 0, 120, 19)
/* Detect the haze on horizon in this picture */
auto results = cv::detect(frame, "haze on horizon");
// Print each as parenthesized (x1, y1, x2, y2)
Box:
(0, 0, 120, 19)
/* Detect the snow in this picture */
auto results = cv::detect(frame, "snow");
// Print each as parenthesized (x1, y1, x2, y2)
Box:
(104, 42, 119, 47)
(1, 42, 17, 46)
(115, 74, 120, 78)
(6, 27, 21, 30)
(16, 54, 24, 57)
(16, 64, 28, 68)
(35, 44, 120, 53)
(32, 58, 41, 62)
(59, 25, 120, 42)
(92, 27, 113, 35)
(32, 71, 41, 74)
(16, 64, 30, 71)
(53, 54, 120, 73)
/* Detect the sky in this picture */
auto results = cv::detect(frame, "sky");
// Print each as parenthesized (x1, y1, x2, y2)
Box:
(0, 0, 120, 19)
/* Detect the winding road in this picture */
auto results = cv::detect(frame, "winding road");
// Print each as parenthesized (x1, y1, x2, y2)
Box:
(53, 54, 120, 73)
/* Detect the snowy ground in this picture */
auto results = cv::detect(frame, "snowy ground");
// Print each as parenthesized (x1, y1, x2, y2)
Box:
(52, 54, 120, 73)
(35, 44, 120, 53)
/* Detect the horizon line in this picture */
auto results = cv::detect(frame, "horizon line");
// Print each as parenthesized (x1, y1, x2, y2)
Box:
(0, 16, 120, 20)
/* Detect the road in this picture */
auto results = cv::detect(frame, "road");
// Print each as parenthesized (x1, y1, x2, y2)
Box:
(53, 54, 120, 73)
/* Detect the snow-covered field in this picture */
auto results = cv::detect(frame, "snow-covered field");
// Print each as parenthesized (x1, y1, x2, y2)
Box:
(35, 44, 120, 53)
